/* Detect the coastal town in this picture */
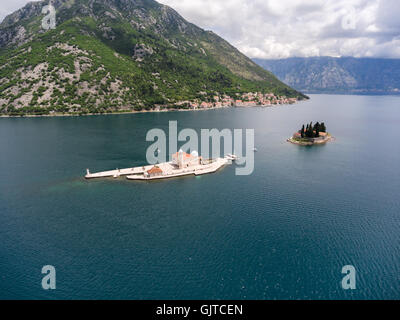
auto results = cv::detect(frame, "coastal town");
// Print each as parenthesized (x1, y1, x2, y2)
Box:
(0, 90, 302, 117)
(155, 92, 299, 111)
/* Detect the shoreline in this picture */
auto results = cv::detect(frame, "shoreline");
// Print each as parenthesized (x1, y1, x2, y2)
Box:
(0, 101, 302, 119)
(287, 134, 333, 146)
(0, 105, 230, 118)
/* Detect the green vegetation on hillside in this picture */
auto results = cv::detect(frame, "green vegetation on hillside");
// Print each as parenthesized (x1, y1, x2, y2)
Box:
(0, 0, 306, 116)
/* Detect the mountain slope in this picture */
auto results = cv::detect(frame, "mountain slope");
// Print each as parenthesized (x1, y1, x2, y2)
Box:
(0, 0, 306, 115)
(254, 57, 400, 94)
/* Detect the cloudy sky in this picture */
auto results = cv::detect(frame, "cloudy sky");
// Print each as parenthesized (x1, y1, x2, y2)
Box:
(1, 0, 400, 59)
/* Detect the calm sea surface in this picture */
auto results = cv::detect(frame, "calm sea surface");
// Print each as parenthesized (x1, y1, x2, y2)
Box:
(0, 94, 399, 299)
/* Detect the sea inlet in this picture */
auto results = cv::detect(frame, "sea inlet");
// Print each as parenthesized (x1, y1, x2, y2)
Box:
(0, 94, 399, 299)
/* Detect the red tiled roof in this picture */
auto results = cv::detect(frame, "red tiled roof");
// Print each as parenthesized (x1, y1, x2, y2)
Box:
(147, 166, 163, 174)
(173, 152, 192, 158)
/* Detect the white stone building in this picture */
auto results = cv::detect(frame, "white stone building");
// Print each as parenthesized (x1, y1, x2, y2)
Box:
(172, 150, 202, 169)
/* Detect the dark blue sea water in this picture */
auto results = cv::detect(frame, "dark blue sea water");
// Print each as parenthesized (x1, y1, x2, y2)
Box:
(0, 94, 399, 300)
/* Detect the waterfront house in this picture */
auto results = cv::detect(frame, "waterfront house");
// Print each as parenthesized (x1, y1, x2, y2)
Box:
(293, 132, 302, 139)
(146, 166, 164, 178)
(172, 150, 202, 169)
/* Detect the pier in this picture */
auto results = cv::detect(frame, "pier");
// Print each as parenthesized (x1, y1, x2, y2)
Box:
(85, 165, 156, 179)
(85, 153, 237, 181)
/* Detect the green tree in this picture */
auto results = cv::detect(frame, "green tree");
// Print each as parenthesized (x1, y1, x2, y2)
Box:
(306, 122, 314, 138)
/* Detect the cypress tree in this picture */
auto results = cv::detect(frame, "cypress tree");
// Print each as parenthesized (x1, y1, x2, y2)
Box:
(308, 122, 313, 138)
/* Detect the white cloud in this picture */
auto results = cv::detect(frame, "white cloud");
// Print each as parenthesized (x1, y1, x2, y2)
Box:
(159, 0, 400, 59)
(0, 0, 40, 23)
(1, 0, 400, 59)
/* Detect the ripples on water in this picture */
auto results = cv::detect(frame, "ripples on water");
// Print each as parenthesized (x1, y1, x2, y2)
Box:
(0, 95, 399, 299)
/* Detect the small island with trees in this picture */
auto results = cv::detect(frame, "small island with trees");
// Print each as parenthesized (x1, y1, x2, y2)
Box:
(288, 122, 332, 145)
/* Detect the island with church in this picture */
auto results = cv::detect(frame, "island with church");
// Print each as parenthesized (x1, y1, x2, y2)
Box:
(288, 122, 333, 146)
(85, 150, 238, 181)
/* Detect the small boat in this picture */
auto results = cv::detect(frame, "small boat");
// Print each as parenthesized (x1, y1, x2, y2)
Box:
(226, 154, 238, 161)
(253, 148, 258, 152)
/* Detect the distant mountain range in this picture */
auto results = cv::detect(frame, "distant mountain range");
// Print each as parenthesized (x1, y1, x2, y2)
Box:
(0, 0, 305, 116)
(254, 57, 400, 95)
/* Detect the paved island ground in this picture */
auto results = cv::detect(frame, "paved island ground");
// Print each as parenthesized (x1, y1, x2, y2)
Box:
(85, 151, 237, 181)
